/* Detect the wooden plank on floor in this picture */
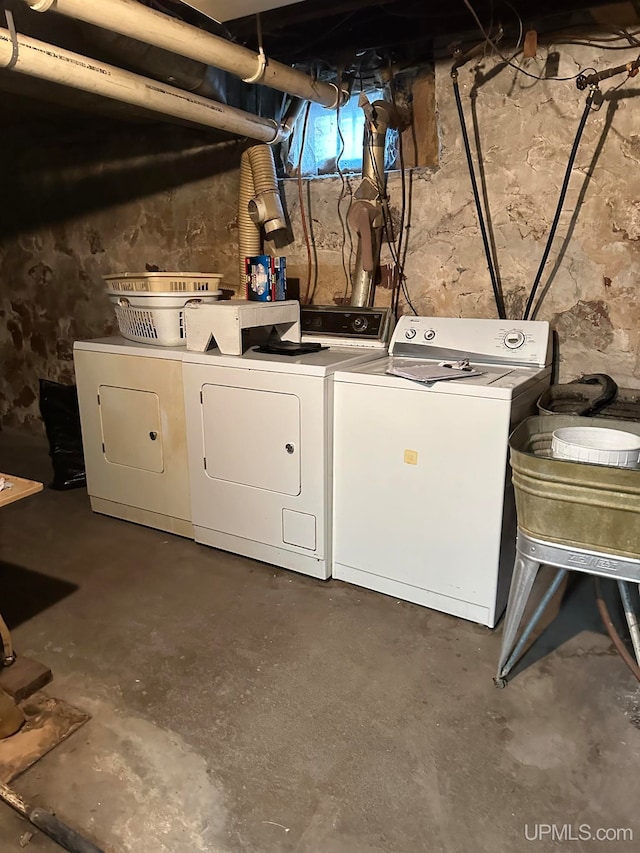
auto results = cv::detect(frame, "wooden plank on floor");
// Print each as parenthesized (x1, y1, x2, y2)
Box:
(0, 658, 53, 704)
(0, 475, 43, 508)
(0, 693, 89, 784)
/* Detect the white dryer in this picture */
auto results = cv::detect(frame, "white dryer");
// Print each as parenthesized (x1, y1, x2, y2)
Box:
(183, 345, 384, 579)
(331, 316, 552, 626)
(74, 337, 192, 537)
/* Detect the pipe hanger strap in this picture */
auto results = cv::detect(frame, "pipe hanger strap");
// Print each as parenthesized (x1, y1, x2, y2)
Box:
(243, 46, 267, 84)
(2, 9, 19, 70)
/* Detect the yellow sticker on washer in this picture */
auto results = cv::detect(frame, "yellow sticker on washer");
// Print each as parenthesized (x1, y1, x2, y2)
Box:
(404, 449, 418, 465)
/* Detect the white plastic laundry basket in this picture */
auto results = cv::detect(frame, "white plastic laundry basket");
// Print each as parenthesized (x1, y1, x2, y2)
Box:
(111, 292, 222, 346)
(104, 272, 223, 294)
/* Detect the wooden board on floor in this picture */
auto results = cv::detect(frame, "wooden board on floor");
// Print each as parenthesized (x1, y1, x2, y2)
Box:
(0, 658, 53, 704)
(0, 475, 43, 509)
(0, 692, 89, 783)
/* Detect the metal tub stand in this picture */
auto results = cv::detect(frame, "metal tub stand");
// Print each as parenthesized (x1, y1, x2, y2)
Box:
(495, 530, 640, 687)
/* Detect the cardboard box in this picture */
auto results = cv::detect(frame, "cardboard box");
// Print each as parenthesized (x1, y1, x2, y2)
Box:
(245, 256, 287, 301)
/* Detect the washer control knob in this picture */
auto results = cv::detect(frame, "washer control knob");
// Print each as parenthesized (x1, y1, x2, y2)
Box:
(504, 329, 526, 350)
(404, 328, 417, 340)
(424, 329, 436, 341)
(352, 316, 368, 332)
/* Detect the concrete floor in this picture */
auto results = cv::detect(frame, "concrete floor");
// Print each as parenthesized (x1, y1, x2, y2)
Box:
(0, 429, 639, 853)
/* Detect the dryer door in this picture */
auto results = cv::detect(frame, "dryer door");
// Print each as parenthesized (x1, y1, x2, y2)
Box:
(201, 384, 301, 496)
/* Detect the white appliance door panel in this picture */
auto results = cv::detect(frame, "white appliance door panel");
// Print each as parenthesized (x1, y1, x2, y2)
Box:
(333, 382, 512, 605)
(74, 350, 190, 520)
(184, 363, 326, 556)
(202, 385, 300, 495)
(99, 386, 164, 473)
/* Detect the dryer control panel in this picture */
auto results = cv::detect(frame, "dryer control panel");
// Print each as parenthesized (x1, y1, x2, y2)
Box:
(300, 305, 391, 348)
(390, 316, 551, 366)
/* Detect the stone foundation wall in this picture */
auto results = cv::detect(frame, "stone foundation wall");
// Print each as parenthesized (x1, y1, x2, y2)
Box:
(1, 38, 639, 427)
(279, 44, 640, 388)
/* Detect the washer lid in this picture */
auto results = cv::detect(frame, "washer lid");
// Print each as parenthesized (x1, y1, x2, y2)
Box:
(334, 357, 550, 400)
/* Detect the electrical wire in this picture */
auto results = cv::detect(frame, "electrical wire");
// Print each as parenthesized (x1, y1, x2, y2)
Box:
(558, 39, 640, 51)
(523, 87, 595, 320)
(335, 90, 354, 302)
(462, 0, 583, 82)
(296, 102, 314, 305)
(529, 66, 640, 318)
(547, 28, 640, 48)
(452, 70, 506, 319)
(398, 139, 417, 316)
(394, 128, 409, 316)
(389, 71, 409, 316)
(388, 73, 416, 317)
(278, 10, 359, 59)
(595, 578, 640, 683)
(502, 0, 524, 52)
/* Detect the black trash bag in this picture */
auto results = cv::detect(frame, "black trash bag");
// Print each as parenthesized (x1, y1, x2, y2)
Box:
(38, 379, 86, 490)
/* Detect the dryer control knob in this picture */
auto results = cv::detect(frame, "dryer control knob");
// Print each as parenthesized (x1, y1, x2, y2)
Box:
(404, 328, 417, 340)
(504, 329, 526, 349)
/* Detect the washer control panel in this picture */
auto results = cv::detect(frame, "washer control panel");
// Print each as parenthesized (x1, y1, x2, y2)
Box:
(390, 316, 551, 366)
(503, 329, 526, 349)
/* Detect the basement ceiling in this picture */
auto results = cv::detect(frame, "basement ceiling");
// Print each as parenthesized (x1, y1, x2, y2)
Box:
(220, 0, 639, 64)
(0, 0, 636, 129)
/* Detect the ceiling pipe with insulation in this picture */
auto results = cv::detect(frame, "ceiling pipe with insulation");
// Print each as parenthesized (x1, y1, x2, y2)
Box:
(23, 0, 347, 109)
(0, 27, 282, 141)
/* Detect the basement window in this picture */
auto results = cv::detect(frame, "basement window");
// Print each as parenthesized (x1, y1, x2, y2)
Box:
(286, 88, 398, 178)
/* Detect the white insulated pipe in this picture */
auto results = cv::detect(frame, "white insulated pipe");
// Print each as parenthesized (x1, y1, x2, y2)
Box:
(24, 0, 346, 109)
(0, 27, 280, 142)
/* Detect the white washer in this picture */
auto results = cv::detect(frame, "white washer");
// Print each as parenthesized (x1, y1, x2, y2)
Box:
(183, 345, 385, 579)
(332, 316, 552, 626)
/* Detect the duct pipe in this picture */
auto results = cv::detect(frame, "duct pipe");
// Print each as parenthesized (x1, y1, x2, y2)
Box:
(238, 150, 261, 289)
(23, 0, 347, 109)
(246, 144, 286, 235)
(0, 28, 280, 142)
(350, 100, 393, 307)
(237, 144, 286, 289)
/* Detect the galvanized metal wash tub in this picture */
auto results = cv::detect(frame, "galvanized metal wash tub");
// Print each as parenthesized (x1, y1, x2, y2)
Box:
(509, 415, 640, 560)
